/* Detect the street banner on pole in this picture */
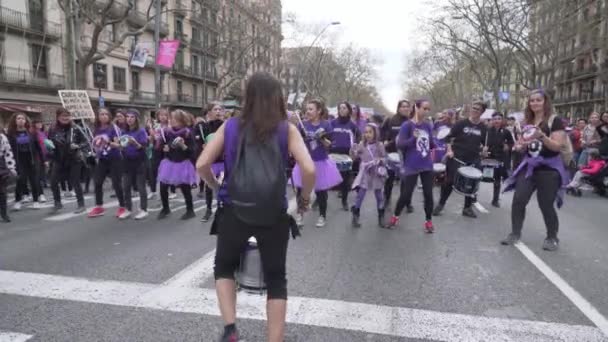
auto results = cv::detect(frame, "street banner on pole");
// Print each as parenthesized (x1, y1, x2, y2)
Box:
(58, 90, 95, 119)
(131, 42, 151, 68)
(156, 40, 180, 68)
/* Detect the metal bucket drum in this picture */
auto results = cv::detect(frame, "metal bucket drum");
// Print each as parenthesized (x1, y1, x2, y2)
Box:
(387, 152, 401, 172)
(480, 159, 502, 183)
(433, 163, 446, 173)
(329, 154, 353, 172)
(453, 166, 482, 197)
(119, 135, 130, 148)
(171, 136, 184, 148)
(237, 237, 266, 294)
(436, 126, 451, 140)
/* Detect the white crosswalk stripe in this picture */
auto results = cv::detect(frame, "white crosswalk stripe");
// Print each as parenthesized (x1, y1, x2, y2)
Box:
(0, 331, 33, 342)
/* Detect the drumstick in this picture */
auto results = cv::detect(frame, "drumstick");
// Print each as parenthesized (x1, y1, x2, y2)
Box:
(453, 157, 466, 166)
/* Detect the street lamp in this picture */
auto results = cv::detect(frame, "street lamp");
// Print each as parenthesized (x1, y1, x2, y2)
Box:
(94, 64, 106, 108)
(292, 21, 340, 110)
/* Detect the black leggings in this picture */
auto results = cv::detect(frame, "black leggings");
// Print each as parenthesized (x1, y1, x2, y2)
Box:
(298, 188, 327, 217)
(122, 159, 147, 211)
(214, 205, 290, 300)
(15, 158, 40, 202)
(160, 183, 193, 212)
(395, 171, 434, 220)
(149, 152, 162, 193)
(50, 160, 84, 206)
(338, 171, 351, 204)
(384, 169, 397, 203)
(492, 166, 505, 203)
(94, 158, 124, 207)
(438, 158, 477, 208)
(199, 180, 214, 209)
(511, 169, 561, 239)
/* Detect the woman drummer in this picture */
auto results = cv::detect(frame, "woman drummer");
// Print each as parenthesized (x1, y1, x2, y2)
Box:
(501, 89, 569, 251)
(330, 101, 360, 211)
(380, 100, 411, 206)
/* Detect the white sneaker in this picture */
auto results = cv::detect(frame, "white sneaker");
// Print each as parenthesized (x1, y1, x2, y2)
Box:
(70, 191, 76, 197)
(22, 195, 32, 203)
(147, 192, 157, 200)
(315, 216, 326, 228)
(118, 210, 132, 220)
(134, 210, 149, 220)
(168, 193, 177, 200)
(39, 194, 47, 203)
(12, 201, 22, 211)
(30, 202, 43, 210)
(295, 213, 303, 227)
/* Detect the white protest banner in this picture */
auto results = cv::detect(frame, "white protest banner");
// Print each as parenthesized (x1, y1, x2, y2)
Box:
(58, 90, 95, 119)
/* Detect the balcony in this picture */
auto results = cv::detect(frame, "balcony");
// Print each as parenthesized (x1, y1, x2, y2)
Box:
(0, 6, 61, 39)
(175, 0, 187, 14)
(554, 91, 605, 105)
(167, 93, 202, 106)
(0, 66, 65, 90)
(130, 90, 159, 104)
(174, 32, 189, 43)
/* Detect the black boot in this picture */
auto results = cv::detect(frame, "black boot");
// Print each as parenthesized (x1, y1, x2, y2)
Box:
(0, 192, 10, 223)
(378, 209, 385, 228)
(342, 198, 349, 211)
(351, 206, 361, 228)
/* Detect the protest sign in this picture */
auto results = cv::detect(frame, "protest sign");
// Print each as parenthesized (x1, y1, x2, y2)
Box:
(58, 90, 95, 119)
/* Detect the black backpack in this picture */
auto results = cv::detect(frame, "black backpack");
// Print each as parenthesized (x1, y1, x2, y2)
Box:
(227, 122, 288, 226)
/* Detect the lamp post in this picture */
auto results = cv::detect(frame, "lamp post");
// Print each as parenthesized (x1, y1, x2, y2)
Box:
(292, 21, 340, 111)
(93, 64, 106, 108)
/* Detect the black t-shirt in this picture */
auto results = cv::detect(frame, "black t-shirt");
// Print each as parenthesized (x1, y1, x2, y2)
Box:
(447, 119, 487, 163)
(534, 117, 564, 158)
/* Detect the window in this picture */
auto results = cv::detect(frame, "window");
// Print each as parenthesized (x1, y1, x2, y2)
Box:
(175, 49, 184, 68)
(192, 55, 199, 75)
(132, 71, 140, 91)
(193, 84, 198, 101)
(175, 17, 184, 35)
(108, 24, 117, 42)
(30, 44, 47, 78)
(93, 63, 107, 89)
(177, 80, 183, 94)
(113, 66, 126, 91)
(192, 27, 200, 44)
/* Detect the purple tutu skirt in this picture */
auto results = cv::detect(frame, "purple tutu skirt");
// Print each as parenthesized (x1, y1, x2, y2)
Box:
(211, 162, 224, 176)
(158, 159, 198, 186)
(292, 158, 343, 191)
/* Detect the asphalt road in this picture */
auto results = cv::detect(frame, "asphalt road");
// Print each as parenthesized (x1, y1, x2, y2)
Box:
(0, 182, 607, 342)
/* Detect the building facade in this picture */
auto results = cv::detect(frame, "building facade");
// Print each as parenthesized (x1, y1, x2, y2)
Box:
(532, 0, 608, 118)
(0, 0, 65, 124)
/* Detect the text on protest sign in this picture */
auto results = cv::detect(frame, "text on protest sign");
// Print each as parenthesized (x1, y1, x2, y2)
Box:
(58, 90, 95, 119)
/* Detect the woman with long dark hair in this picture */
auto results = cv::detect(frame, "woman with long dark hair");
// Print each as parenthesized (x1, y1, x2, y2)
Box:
(293, 99, 342, 228)
(87, 108, 126, 218)
(330, 101, 360, 210)
(501, 90, 570, 251)
(119, 109, 149, 220)
(388, 100, 436, 232)
(148, 108, 170, 200)
(380, 100, 411, 207)
(197, 72, 314, 342)
(352, 104, 367, 134)
(6, 112, 44, 210)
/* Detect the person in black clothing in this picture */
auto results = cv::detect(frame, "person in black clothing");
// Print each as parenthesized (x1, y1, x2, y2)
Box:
(380, 99, 411, 206)
(597, 111, 608, 157)
(47, 107, 88, 214)
(6, 113, 44, 210)
(194, 102, 224, 223)
(485, 112, 514, 207)
(433, 101, 488, 218)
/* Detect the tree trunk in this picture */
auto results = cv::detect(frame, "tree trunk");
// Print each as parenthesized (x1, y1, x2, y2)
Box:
(77, 63, 88, 90)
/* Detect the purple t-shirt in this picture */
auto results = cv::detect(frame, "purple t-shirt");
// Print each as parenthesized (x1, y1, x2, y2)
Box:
(122, 128, 148, 160)
(94, 126, 120, 159)
(330, 118, 358, 154)
(302, 120, 332, 161)
(398, 121, 435, 175)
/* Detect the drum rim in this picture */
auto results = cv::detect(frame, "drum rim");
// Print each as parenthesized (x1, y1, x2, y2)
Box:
(457, 166, 483, 178)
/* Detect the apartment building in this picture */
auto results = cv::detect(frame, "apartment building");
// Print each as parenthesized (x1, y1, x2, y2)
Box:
(532, 0, 608, 118)
(0, 0, 65, 124)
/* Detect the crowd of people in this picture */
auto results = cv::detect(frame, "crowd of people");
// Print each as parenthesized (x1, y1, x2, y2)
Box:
(1, 70, 607, 341)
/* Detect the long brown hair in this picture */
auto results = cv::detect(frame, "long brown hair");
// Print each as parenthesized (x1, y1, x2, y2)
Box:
(94, 107, 113, 129)
(7, 112, 31, 137)
(524, 89, 553, 127)
(240, 72, 287, 142)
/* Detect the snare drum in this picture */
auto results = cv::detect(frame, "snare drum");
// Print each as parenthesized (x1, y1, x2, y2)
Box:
(480, 159, 502, 182)
(387, 152, 401, 172)
(433, 163, 446, 173)
(453, 166, 482, 197)
(329, 154, 353, 172)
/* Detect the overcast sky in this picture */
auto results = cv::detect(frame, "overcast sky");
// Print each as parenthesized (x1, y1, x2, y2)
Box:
(281, 0, 426, 111)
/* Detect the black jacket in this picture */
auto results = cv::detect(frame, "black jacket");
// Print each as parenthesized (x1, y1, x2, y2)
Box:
(380, 114, 409, 153)
(47, 123, 89, 163)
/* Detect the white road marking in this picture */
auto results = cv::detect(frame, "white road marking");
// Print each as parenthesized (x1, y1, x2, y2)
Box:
(161, 249, 217, 288)
(148, 200, 204, 213)
(0, 270, 604, 341)
(516, 242, 608, 337)
(0, 331, 33, 342)
(474, 202, 489, 213)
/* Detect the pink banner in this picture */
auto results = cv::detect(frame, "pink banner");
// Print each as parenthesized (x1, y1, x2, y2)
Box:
(156, 40, 180, 68)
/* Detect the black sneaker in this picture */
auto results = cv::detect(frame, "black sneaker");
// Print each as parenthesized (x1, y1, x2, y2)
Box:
(74, 205, 86, 214)
(406, 205, 414, 214)
(462, 207, 477, 218)
(432, 203, 444, 216)
(491, 200, 500, 208)
(542, 237, 559, 251)
(180, 211, 196, 220)
(157, 209, 171, 220)
(49, 203, 63, 215)
(219, 327, 239, 342)
(500, 233, 520, 245)
(342, 200, 349, 211)
(201, 208, 213, 222)
(1, 214, 10, 223)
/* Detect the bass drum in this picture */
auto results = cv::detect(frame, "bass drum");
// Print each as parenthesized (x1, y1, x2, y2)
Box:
(453, 166, 482, 197)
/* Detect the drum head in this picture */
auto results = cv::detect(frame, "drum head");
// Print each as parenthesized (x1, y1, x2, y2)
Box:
(433, 163, 446, 173)
(481, 159, 501, 167)
(330, 154, 352, 163)
(388, 153, 400, 162)
(437, 127, 451, 140)
(522, 125, 538, 141)
(458, 166, 482, 179)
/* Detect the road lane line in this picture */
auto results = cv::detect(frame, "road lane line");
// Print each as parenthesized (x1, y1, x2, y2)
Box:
(474, 202, 489, 213)
(0, 331, 33, 342)
(516, 242, 608, 337)
(0, 270, 604, 341)
(161, 249, 217, 288)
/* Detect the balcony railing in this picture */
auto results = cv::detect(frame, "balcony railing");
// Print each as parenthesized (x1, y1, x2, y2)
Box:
(0, 6, 61, 38)
(174, 32, 189, 43)
(167, 93, 203, 106)
(0, 66, 65, 89)
(554, 91, 606, 105)
(130, 90, 158, 104)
